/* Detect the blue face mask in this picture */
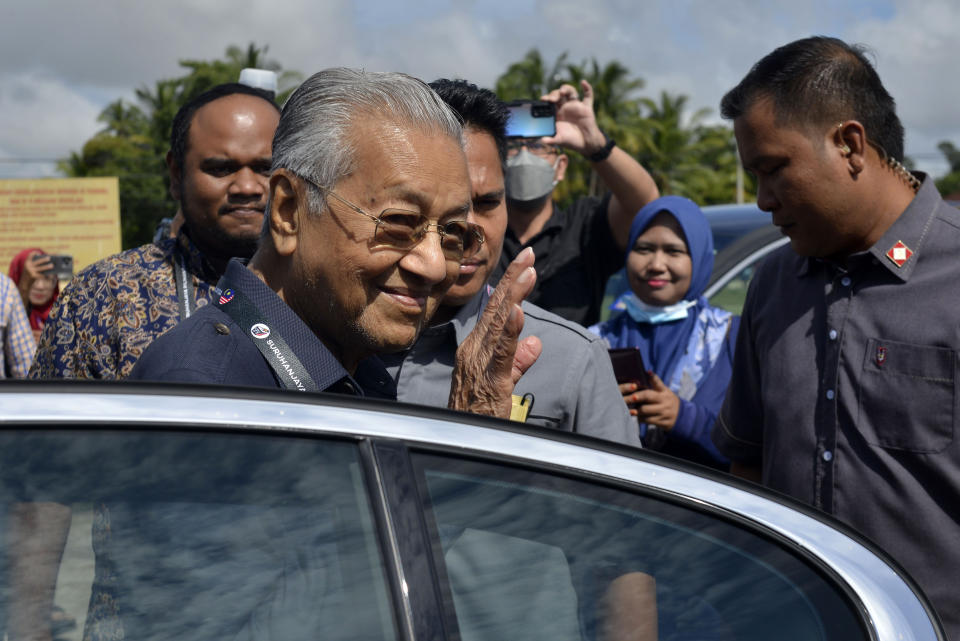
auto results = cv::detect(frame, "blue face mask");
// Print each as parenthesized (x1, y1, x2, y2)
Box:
(623, 292, 696, 324)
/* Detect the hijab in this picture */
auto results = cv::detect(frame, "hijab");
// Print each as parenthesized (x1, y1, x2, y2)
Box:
(592, 196, 716, 385)
(8, 248, 60, 331)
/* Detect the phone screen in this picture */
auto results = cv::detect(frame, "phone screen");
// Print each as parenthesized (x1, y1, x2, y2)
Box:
(608, 348, 650, 389)
(505, 101, 556, 138)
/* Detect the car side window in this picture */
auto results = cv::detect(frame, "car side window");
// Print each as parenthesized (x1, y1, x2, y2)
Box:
(707, 231, 788, 316)
(0, 429, 398, 641)
(708, 263, 755, 315)
(411, 453, 867, 641)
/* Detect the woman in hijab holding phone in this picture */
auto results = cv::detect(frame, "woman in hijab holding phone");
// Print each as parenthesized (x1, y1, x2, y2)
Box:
(591, 196, 738, 469)
(9, 248, 60, 342)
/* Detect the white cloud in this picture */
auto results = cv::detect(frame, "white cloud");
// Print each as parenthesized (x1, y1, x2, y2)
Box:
(0, 0, 955, 178)
(0, 72, 101, 172)
(849, 0, 960, 174)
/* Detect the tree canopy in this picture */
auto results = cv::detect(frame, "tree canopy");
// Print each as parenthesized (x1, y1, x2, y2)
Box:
(935, 141, 960, 198)
(58, 45, 762, 249)
(60, 44, 299, 248)
(493, 49, 748, 209)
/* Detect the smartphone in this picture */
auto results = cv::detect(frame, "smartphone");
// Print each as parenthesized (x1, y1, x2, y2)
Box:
(39, 254, 74, 281)
(608, 348, 650, 389)
(505, 100, 556, 138)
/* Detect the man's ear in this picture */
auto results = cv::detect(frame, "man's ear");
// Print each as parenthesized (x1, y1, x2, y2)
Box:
(554, 153, 569, 183)
(166, 150, 181, 201)
(835, 120, 867, 175)
(267, 169, 306, 257)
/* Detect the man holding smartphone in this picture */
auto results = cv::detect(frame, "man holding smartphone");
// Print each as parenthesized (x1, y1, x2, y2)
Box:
(497, 80, 660, 327)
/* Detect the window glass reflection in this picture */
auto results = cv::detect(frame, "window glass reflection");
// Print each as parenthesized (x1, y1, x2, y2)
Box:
(708, 265, 754, 315)
(413, 454, 866, 641)
(0, 430, 397, 641)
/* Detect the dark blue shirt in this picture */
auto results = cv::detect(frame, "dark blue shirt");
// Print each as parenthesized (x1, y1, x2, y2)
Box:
(129, 259, 395, 399)
(715, 176, 960, 638)
(31, 227, 220, 380)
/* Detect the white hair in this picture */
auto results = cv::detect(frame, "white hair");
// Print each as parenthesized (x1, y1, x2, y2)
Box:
(272, 67, 463, 212)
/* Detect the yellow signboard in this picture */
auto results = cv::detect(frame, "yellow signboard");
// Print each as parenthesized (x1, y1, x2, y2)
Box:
(0, 177, 121, 275)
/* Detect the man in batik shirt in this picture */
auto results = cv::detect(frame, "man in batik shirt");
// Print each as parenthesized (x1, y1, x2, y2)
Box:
(30, 82, 280, 379)
(5, 81, 281, 641)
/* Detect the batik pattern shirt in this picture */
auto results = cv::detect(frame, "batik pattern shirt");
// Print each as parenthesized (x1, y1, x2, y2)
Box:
(30, 230, 220, 380)
(0, 272, 36, 378)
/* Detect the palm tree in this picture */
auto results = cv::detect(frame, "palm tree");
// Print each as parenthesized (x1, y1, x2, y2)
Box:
(60, 43, 305, 248)
(97, 99, 149, 138)
(556, 58, 648, 199)
(636, 91, 740, 203)
(495, 49, 569, 100)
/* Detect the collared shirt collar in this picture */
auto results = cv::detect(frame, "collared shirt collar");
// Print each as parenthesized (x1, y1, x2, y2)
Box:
(221, 259, 395, 397)
(864, 173, 938, 282)
(412, 285, 494, 347)
(440, 285, 492, 345)
(173, 225, 223, 284)
(796, 173, 936, 281)
(539, 203, 568, 234)
(504, 200, 566, 244)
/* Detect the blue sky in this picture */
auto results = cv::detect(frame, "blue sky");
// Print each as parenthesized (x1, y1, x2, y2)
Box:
(0, 0, 955, 180)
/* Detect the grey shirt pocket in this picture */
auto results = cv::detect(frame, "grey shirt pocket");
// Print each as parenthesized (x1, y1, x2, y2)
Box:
(858, 338, 955, 453)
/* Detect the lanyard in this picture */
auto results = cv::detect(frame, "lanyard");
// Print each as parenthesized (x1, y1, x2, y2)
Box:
(173, 249, 196, 321)
(214, 277, 318, 392)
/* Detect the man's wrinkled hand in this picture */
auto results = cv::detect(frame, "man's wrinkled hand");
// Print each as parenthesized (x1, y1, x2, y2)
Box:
(449, 248, 542, 418)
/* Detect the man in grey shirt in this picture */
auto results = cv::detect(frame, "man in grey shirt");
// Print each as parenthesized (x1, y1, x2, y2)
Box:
(381, 79, 640, 448)
(713, 36, 960, 639)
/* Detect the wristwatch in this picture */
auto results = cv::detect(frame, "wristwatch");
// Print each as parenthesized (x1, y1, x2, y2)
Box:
(588, 133, 616, 162)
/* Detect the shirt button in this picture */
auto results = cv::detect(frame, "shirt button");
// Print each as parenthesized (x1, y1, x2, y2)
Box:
(214, 323, 230, 335)
(840, 276, 852, 287)
(826, 389, 835, 400)
(828, 329, 838, 341)
(822, 450, 833, 462)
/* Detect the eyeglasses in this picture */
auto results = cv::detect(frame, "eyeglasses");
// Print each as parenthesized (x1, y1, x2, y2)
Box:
(506, 139, 559, 158)
(297, 175, 485, 261)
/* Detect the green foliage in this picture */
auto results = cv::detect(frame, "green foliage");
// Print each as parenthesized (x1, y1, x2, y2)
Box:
(61, 43, 301, 249)
(494, 48, 744, 208)
(68, 44, 752, 248)
(495, 49, 570, 101)
(635, 92, 744, 205)
(935, 141, 960, 198)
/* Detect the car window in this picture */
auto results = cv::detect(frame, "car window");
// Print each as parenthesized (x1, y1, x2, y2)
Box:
(0, 429, 398, 641)
(412, 453, 867, 641)
(707, 263, 754, 315)
(706, 233, 788, 316)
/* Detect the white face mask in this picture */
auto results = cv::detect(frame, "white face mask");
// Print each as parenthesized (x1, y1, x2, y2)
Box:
(623, 292, 697, 324)
(505, 149, 558, 202)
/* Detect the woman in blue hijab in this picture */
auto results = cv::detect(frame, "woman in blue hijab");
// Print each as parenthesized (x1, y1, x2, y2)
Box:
(590, 196, 738, 469)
